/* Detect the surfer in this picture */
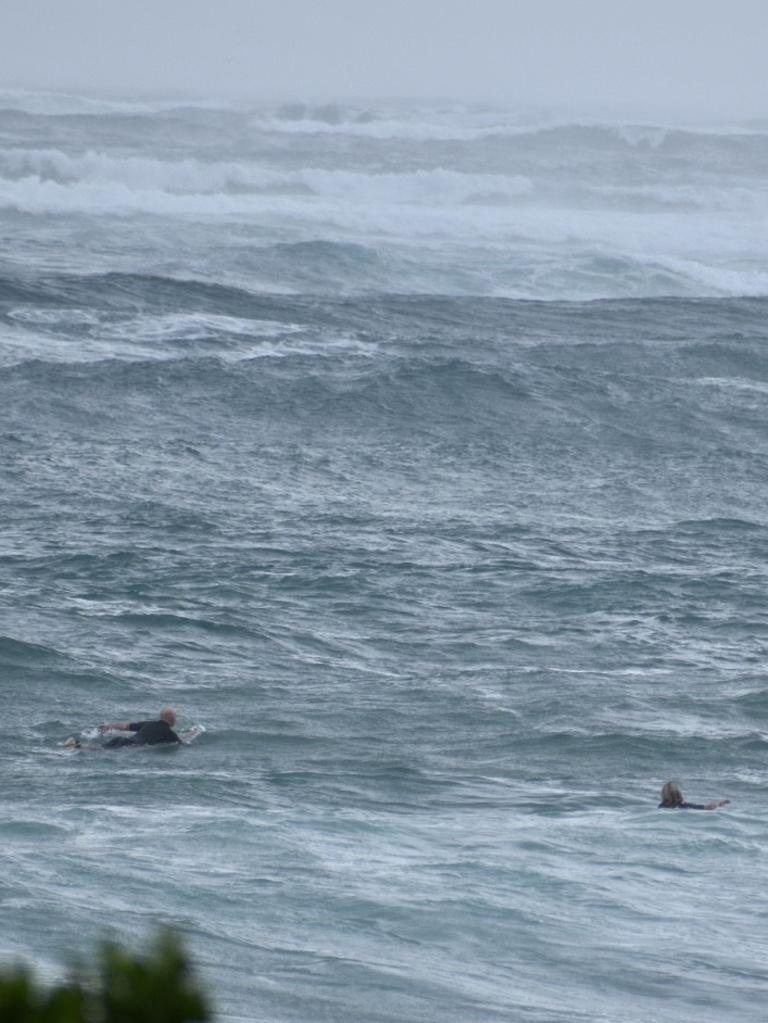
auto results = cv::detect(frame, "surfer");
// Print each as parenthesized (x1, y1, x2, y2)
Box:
(658, 781, 730, 810)
(98, 706, 182, 747)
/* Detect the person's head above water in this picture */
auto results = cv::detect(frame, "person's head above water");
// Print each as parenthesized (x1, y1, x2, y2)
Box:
(660, 781, 683, 805)
(159, 706, 177, 727)
(658, 779, 730, 811)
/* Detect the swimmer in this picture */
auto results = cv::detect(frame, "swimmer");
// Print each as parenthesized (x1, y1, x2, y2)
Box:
(658, 781, 730, 810)
(98, 706, 182, 747)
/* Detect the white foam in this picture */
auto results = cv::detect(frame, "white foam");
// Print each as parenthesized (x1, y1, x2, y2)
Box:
(696, 378, 768, 396)
(104, 312, 304, 343)
(1, 154, 762, 257)
(253, 112, 768, 144)
(0, 308, 375, 367)
(0, 321, 374, 370)
(0, 175, 271, 216)
(1, 307, 306, 366)
(3, 106, 768, 300)
(0, 149, 533, 206)
(592, 182, 768, 213)
(650, 255, 768, 295)
(614, 125, 669, 148)
(252, 115, 518, 142)
(7, 307, 103, 326)
(3, 171, 768, 299)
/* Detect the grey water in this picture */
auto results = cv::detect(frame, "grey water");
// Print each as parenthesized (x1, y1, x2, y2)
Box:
(2, 92, 768, 1022)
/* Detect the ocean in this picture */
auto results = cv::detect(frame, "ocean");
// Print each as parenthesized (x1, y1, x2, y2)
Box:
(1, 90, 767, 1022)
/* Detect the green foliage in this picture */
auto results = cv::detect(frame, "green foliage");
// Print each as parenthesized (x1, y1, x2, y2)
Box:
(0, 932, 210, 1023)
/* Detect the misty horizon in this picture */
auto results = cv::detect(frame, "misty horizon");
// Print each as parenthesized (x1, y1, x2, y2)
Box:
(2, 0, 768, 119)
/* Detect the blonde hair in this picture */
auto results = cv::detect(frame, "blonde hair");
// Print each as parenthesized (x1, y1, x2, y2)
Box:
(660, 781, 682, 805)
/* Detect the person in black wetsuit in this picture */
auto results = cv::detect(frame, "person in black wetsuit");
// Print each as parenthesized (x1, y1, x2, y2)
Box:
(658, 781, 729, 810)
(98, 706, 181, 748)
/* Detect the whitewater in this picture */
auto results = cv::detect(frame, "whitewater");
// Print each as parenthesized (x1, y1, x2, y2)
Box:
(1, 92, 768, 1023)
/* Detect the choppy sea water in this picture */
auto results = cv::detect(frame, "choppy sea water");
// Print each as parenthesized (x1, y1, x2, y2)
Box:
(2, 91, 768, 1022)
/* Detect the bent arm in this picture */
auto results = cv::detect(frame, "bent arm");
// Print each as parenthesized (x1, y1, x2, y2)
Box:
(98, 721, 131, 733)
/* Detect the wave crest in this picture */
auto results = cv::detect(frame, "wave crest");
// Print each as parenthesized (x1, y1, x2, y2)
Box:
(0, 149, 533, 208)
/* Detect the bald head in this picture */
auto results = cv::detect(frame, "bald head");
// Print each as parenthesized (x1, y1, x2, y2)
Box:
(159, 706, 177, 727)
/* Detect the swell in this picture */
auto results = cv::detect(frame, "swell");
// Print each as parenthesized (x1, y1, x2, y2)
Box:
(4, 289, 768, 442)
(3, 270, 768, 325)
(255, 111, 768, 152)
(0, 634, 63, 665)
(0, 353, 534, 435)
(3, 89, 768, 150)
(0, 269, 297, 318)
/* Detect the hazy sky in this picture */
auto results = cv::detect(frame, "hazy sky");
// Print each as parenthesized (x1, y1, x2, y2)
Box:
(2, 0, 767, 114)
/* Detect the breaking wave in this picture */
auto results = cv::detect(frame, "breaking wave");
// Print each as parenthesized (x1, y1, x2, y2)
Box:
(2, 94, 768, 300)
(0, 149, 533, 206)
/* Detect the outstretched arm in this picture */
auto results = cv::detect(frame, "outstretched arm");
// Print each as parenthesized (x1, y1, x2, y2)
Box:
(98, 721, 131, 733)
(704, 799, 731, 810)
